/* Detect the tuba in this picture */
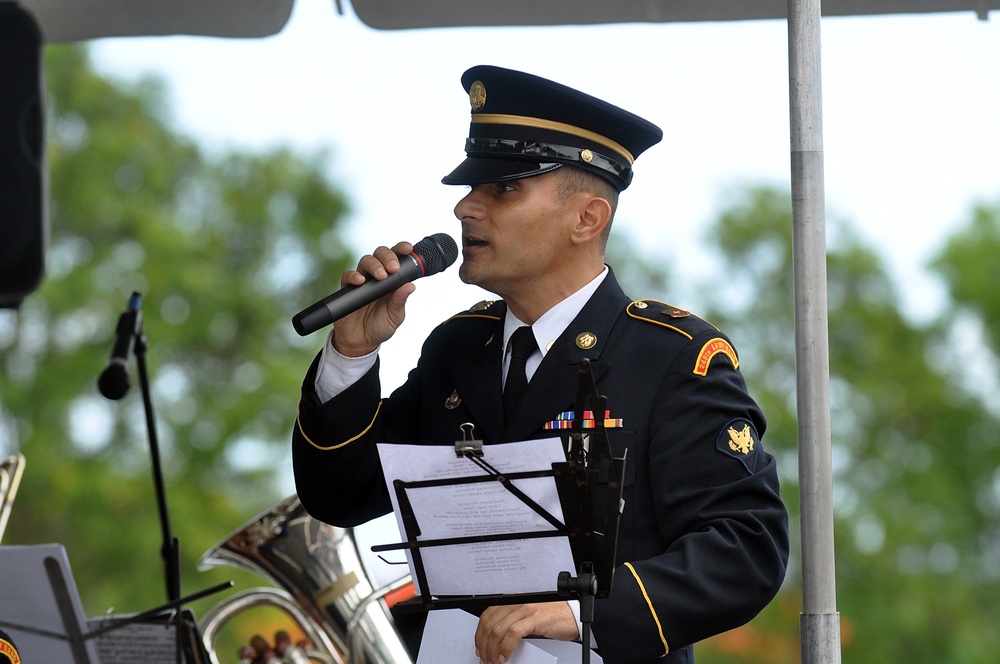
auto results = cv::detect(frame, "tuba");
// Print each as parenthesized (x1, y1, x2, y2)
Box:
(198, 495, 415, 664)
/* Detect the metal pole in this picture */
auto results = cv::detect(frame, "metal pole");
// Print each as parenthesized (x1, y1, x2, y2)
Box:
(787, 1, 842, 663)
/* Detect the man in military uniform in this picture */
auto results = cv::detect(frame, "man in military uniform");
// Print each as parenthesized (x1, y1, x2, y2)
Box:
(291, 65, 788, 664)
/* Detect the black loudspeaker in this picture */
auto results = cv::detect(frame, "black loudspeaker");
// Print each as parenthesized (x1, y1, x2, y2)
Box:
(0, 2, 47, 309)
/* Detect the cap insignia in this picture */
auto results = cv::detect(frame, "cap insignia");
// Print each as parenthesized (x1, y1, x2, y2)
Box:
(580, 148, 594, 163)
(469, 80, 487, 111)
(576, 332, 598, 349)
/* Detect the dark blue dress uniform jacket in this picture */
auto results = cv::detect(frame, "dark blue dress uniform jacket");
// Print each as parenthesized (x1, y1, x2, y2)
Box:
(293, 270, 789, 664)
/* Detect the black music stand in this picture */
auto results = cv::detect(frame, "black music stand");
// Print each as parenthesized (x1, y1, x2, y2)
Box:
(375, 359, 625, 663)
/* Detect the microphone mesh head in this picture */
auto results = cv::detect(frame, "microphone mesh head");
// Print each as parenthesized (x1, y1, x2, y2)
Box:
(413, 233, 459, 276)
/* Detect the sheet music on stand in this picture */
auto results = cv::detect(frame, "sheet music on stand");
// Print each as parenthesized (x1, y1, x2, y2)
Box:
(375, 436, 576, 600)
(86, 608, 209, 664)
(372, 360, 625, 664)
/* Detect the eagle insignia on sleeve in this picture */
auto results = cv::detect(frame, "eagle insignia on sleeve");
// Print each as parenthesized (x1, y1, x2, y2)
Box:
(717, 418, 761, 473)
(727, 423, 755, 454)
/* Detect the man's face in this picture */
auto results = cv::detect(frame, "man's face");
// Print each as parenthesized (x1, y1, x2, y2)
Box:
(453, 170, 575, 299)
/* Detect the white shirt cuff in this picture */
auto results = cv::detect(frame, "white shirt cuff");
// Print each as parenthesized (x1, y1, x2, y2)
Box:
(314, 329, 378, 403)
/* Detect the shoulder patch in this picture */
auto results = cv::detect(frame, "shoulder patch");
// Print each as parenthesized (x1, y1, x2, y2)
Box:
(626, 299, 718, 340)
(693, 337, 739, 376)
(717, 418, 761, 474)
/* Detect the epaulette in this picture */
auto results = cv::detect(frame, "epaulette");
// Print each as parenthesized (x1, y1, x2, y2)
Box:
(444, 299, 503, 323)
(625, 299, 719, 340)
(627, 300, 741, 376)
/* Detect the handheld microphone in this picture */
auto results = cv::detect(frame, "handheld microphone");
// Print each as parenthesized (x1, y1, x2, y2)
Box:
(98, 291, 142, 400)
(292, 233, 459, 336)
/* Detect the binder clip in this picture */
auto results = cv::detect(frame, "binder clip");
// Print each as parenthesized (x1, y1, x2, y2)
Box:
(454, 422, 483, 457)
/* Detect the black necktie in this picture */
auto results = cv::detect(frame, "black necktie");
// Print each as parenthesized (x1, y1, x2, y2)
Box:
(503, 326, 537, 421)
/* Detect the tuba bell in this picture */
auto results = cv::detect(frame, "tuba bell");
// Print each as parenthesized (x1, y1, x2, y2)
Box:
(198, 495, 414, 664)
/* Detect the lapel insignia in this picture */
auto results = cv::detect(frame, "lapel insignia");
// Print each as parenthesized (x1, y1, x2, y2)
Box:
(444, 390, 461, 410)
(693, 337, 739, 376)
(545, 410, 623, 430)
(575, 332, 598, 349)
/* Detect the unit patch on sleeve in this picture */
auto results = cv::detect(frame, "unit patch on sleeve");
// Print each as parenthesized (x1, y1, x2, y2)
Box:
(716, 418, 761, 474)
(693, 337, 739, 376)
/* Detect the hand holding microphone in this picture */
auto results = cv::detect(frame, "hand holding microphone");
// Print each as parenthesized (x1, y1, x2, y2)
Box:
(292, 233, 459, 339)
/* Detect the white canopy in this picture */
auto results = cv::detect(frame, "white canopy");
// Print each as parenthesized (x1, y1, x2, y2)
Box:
(15, 0, 996, 42)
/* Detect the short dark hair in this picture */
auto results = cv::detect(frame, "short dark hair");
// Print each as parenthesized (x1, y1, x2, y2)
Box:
(555, 166, 618, 252)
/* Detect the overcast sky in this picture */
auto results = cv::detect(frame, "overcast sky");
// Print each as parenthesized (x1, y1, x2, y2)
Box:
(88, 2, 1000, 388)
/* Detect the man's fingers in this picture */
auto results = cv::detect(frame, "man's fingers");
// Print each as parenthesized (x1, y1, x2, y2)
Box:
(476, 602, 581, 663)
(476, 605, 530, 663)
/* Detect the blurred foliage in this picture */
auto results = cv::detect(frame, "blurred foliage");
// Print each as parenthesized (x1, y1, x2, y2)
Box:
(693, 187, 1000, 663)
(0, 43, 353, 637)
(2, 40, 1000, 664)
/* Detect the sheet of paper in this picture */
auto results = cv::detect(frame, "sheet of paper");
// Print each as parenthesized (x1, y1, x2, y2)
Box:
(525, 637, 604, 664)
(0, 543, 103, 663)
(377, 438, 576, 596)
(86, 620, 179, 663)
(417, 609, 560, 664)
(415, 609, 602, 664)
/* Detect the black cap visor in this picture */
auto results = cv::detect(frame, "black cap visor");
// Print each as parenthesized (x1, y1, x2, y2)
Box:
(442, 157, 561, 186)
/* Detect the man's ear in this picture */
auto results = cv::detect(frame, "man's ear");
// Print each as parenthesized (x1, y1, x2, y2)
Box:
(571, 195, 613, 245)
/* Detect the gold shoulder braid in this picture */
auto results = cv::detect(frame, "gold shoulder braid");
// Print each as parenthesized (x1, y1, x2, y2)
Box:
(626, 299, 719, 340)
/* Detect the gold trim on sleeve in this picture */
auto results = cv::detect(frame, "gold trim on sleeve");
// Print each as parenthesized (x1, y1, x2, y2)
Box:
(297, 400, 383, 451)
(623, 561, 670, 656)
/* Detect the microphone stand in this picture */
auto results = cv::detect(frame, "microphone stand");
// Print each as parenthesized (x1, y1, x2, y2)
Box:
(100, 294, 201, 664)
(133, 323, 182, 609)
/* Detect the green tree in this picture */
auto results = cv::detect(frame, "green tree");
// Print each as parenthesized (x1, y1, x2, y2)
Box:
(694, 187, 1000, 663)
(0, 44, 353, 625)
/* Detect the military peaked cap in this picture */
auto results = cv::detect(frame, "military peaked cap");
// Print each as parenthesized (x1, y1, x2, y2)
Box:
(442, 65, 663, 192)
